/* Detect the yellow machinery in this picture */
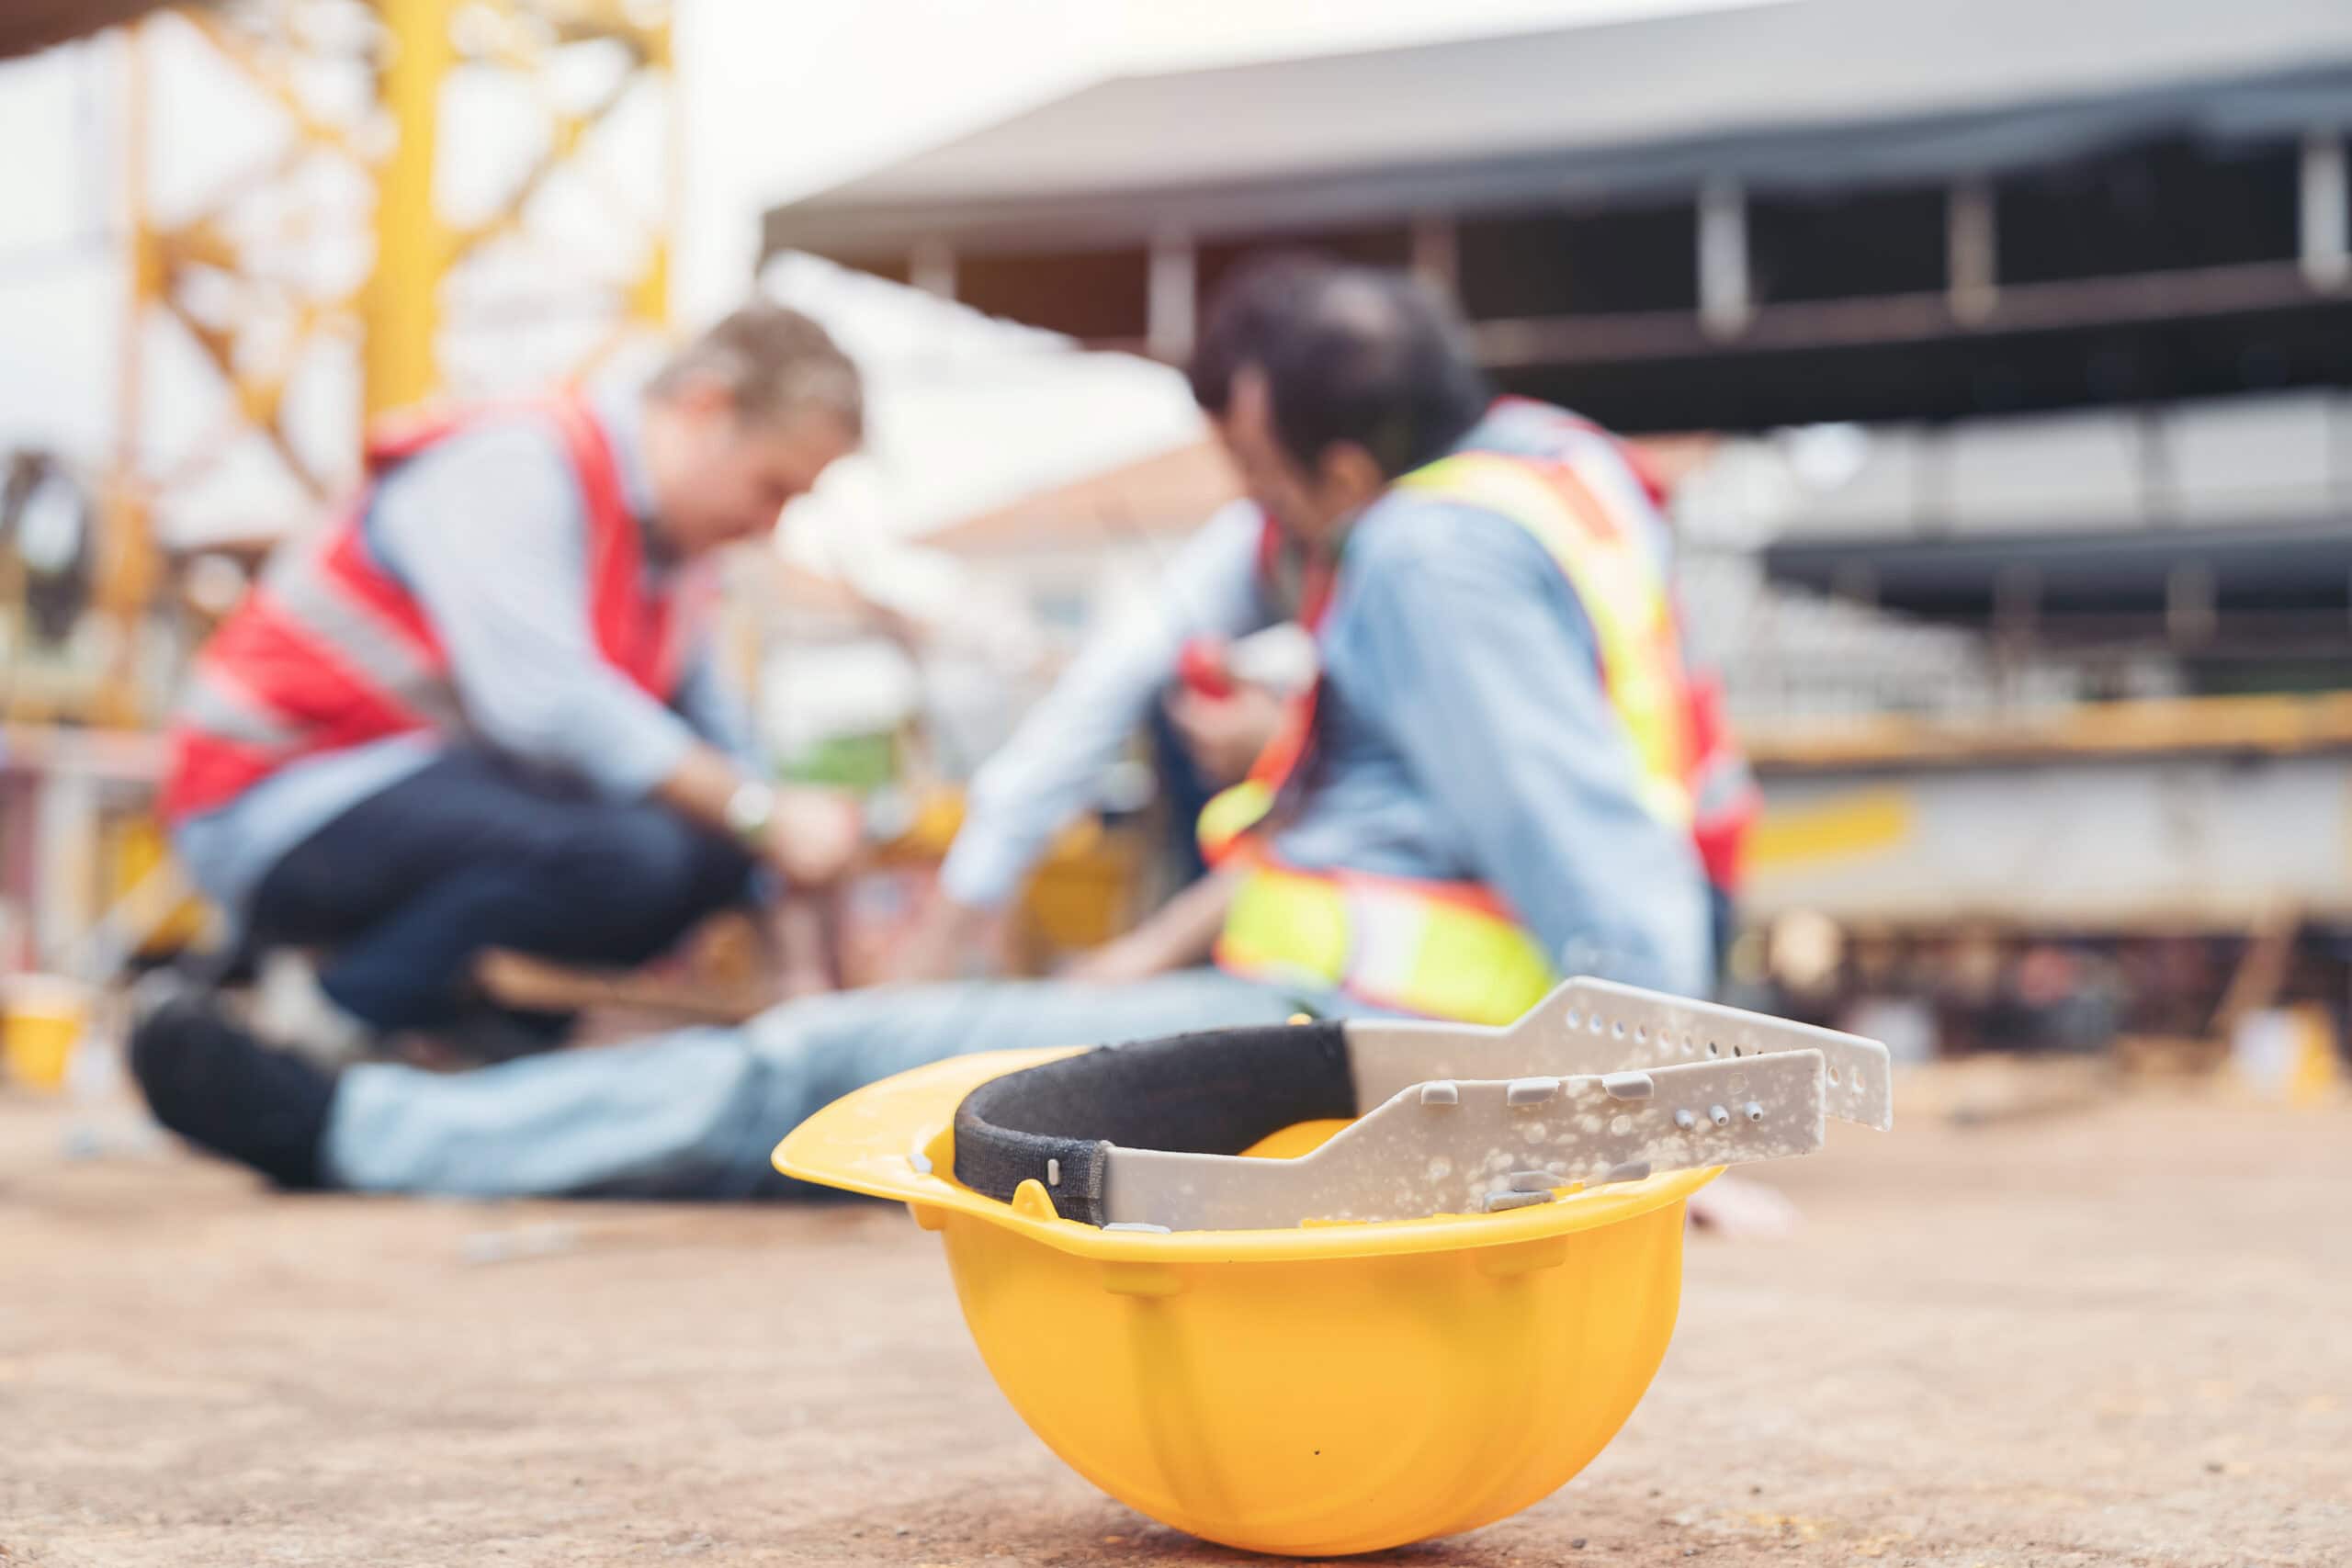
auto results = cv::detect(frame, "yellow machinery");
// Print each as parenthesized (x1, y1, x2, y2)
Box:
(779, 978, 1892, 1555)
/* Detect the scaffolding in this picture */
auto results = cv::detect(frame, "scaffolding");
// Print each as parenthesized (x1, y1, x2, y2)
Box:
(104, 0, 675, 724)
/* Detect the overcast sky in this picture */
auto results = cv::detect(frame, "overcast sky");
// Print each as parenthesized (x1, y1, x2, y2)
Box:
(0, 0, 1752, 508)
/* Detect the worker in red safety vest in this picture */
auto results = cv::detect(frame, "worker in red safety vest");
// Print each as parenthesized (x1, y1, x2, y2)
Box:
(161, 303, 866, 1055)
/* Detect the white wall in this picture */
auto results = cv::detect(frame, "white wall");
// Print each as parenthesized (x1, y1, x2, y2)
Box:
(0, 39, 119, 463)
(1778, 393, 2352, 541)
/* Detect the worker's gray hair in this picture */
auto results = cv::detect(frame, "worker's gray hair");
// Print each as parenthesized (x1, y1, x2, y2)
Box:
(650, 302, 865, 440)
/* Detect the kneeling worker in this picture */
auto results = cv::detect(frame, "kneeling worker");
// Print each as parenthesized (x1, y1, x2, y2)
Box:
(907, 254, 1752, 989)
(162, 304, 866, 1053)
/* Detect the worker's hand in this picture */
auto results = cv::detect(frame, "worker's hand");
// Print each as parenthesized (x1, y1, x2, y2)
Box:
(768, 893, 842, 999)
(1056, 931, 1179, 986)
(762, 787, 865, 888)
(1166, 683, 1287, 786)
(887, 892, 1002, 984)
(1056, 873, 1237, 986)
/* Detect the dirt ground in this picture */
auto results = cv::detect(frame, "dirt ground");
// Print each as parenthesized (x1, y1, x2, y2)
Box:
(4, 1067, 2347, 1568)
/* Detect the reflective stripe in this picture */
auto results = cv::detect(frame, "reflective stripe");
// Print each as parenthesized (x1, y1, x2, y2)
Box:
(177, 663, 301, 750)
(1217, 859, 1351, 987)
(1197, 777, 1276, 860)
(1347, 882, 1430, 995)
(266, 545, 438, 697)
(260, 545, 468, 737)
(1397, 452, 1692, 829)
(1216, 858, 1556, 1027)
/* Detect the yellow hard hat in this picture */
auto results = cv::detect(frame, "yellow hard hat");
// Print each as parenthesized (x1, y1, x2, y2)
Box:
(776, 977, 1891, 1557)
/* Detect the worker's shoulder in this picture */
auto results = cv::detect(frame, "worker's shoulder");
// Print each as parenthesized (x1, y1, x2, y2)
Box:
(372, 407, 584, 527)
(1347, 479, 1564, 584)
(395, 405, 582, 484)
(1188, 496, 1272, 558)
(362, 411, 593, 581)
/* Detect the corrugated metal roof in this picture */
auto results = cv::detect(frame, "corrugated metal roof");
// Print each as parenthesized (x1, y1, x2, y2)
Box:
(767, 0, 2352, 255)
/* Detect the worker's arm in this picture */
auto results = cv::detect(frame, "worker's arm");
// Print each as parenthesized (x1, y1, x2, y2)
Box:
(936, 499, 1275, 910)
(371, 424, 854, 886)
(1328, 505, 1712, 997)
(670, 641, 763, 774)
(667, 625, 860, 893)
(894, 502, 1271, 978)
(1057, 869, 1238, 984)
(644, 745, 855, 886)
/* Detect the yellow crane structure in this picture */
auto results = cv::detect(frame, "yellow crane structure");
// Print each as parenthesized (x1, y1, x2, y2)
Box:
(3, 0, 675, 977)
(113, 0, 677, 727)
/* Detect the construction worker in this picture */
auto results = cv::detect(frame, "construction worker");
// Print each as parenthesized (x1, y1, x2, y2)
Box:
(907, 255, 1755, 988)
(131, 264, 1716, 1197)
(893, 254, 1334, 984)
(160, 303, 866, 1056)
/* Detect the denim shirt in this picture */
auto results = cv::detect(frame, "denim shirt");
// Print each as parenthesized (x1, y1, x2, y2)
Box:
(1275, 408, 1710, 996)
(942, 405, 1710, 997)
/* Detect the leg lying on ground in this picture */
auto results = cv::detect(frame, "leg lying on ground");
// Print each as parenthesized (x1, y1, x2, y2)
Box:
(136, 968, 1331, 1200)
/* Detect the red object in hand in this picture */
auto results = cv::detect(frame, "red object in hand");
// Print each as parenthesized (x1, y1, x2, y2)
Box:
(1178, 637, 1234, 699)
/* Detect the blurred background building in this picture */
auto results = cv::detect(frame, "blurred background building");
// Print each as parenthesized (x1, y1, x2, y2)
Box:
(6, 0, 2352, 1076)
(757, 0, 2352, 1066)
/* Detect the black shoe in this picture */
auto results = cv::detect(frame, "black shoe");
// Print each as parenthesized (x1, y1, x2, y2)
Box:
(130, 989, 339, 1190)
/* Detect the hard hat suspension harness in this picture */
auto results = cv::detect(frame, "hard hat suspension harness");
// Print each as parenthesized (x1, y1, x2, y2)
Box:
(954, 979, 1891, 1233)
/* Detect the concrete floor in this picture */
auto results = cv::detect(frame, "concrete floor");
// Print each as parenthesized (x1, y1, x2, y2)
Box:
(3, 1072, 2346, 1567)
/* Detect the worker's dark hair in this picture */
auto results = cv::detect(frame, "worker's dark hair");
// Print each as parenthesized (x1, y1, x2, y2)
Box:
(1189, 251, 1341, 415)
(650, 301, 865, 440)
(1250, 267, 1491, 479)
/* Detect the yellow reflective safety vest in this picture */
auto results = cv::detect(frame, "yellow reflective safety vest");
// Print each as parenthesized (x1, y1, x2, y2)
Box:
(1204, 445, 1697, 1026)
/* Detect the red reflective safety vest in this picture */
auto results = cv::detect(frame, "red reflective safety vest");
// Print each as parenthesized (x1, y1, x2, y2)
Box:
(161, 396, 698, 823)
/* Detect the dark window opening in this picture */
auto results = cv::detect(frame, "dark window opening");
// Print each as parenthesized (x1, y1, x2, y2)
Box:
(1457, 204, 1698, 320)
(1194, 224, 1412, 320)
(958, 247, 1150, 340)
(1749, 185, 1948, 306)
(1996, 135, 2301, 286)
(1498, 301, 2352, 434)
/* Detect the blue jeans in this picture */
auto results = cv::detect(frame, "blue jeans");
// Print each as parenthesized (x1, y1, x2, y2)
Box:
(324, 968, 1364, 1198)
(248, 748, 756, 1032)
